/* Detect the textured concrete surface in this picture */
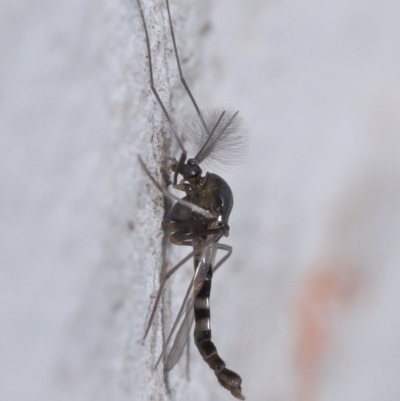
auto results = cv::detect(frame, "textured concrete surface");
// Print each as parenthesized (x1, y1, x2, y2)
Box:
(1, 0, 400, 400)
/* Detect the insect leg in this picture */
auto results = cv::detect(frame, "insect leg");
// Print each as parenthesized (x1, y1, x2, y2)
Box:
(169, 226, 228, 244)
(164, 243, 232, 371)
(135, 0, 186, 156)
(138, 156, 216, 220)
(144, 237, 217, 340)
(154, 244, 211, 370)
(164, 217, 215, 231)
(165, 0, 209, 135)
(213, 244, 232, 273)
(179, 242, 232, 259)
(185, 316, 191, 381)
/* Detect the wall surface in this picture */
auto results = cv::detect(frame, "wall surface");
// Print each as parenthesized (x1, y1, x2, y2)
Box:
(1, 0, 400, 401)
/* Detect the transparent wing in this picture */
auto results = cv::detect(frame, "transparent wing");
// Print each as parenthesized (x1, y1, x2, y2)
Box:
(165, 303, 194, 371)
(154, 245, 210, 369)
(165, 239, 219, 370)
(179, 108, 248, 171)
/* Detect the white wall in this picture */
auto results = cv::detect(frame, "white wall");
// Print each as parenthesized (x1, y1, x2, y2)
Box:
(1, 0, 400, 400)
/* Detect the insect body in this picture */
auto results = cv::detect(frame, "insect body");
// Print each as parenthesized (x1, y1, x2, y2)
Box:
(165, 162, 244, 399)
(136, 1, 246, 399)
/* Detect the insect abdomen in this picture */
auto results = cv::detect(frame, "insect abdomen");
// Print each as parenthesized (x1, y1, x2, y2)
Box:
(193, 266, 245, 400)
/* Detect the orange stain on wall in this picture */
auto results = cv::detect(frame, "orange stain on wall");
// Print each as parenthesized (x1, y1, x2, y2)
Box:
(292, 263, 358, 401)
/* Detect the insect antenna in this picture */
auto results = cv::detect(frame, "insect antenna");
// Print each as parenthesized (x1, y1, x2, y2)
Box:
(193, 110, 225, 162)
(180, 109, 247, 170)
(195, 111, 240, 163)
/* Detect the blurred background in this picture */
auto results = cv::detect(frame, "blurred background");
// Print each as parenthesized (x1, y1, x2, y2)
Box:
(1, 0, 400, 400)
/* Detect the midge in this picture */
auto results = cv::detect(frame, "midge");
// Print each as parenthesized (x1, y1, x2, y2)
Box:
(136, 0, 247, 399)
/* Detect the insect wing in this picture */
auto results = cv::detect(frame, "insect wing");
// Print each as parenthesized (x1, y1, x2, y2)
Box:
(154, 245, 208, 368)
(165, 305, 194, 371)
(164, 240, 216, 371)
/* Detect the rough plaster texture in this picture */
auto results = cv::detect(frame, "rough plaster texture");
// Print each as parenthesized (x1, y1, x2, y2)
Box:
(1, 0, 400, 401)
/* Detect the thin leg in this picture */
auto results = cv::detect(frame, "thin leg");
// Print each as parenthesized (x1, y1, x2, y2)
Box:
(143, 237, 217, 340)
(164, 217, 215, 231)
(154, 255, 201, 369)
(165, 0, 209, 134)
(179, 242, 232, 274)
(155, 239, 222, 369)
(163, 242, 232, 371)
(135, 0, 186, 154)
(138, 156, 215, 220)
(170, 227, 226, 244)
(185, 319, 191, 380)
(213, 243, 232, 273)
(180, 242, 233, 273)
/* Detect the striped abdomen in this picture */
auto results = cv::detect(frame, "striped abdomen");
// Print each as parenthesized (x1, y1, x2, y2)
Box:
(193, 266, 245, 400)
